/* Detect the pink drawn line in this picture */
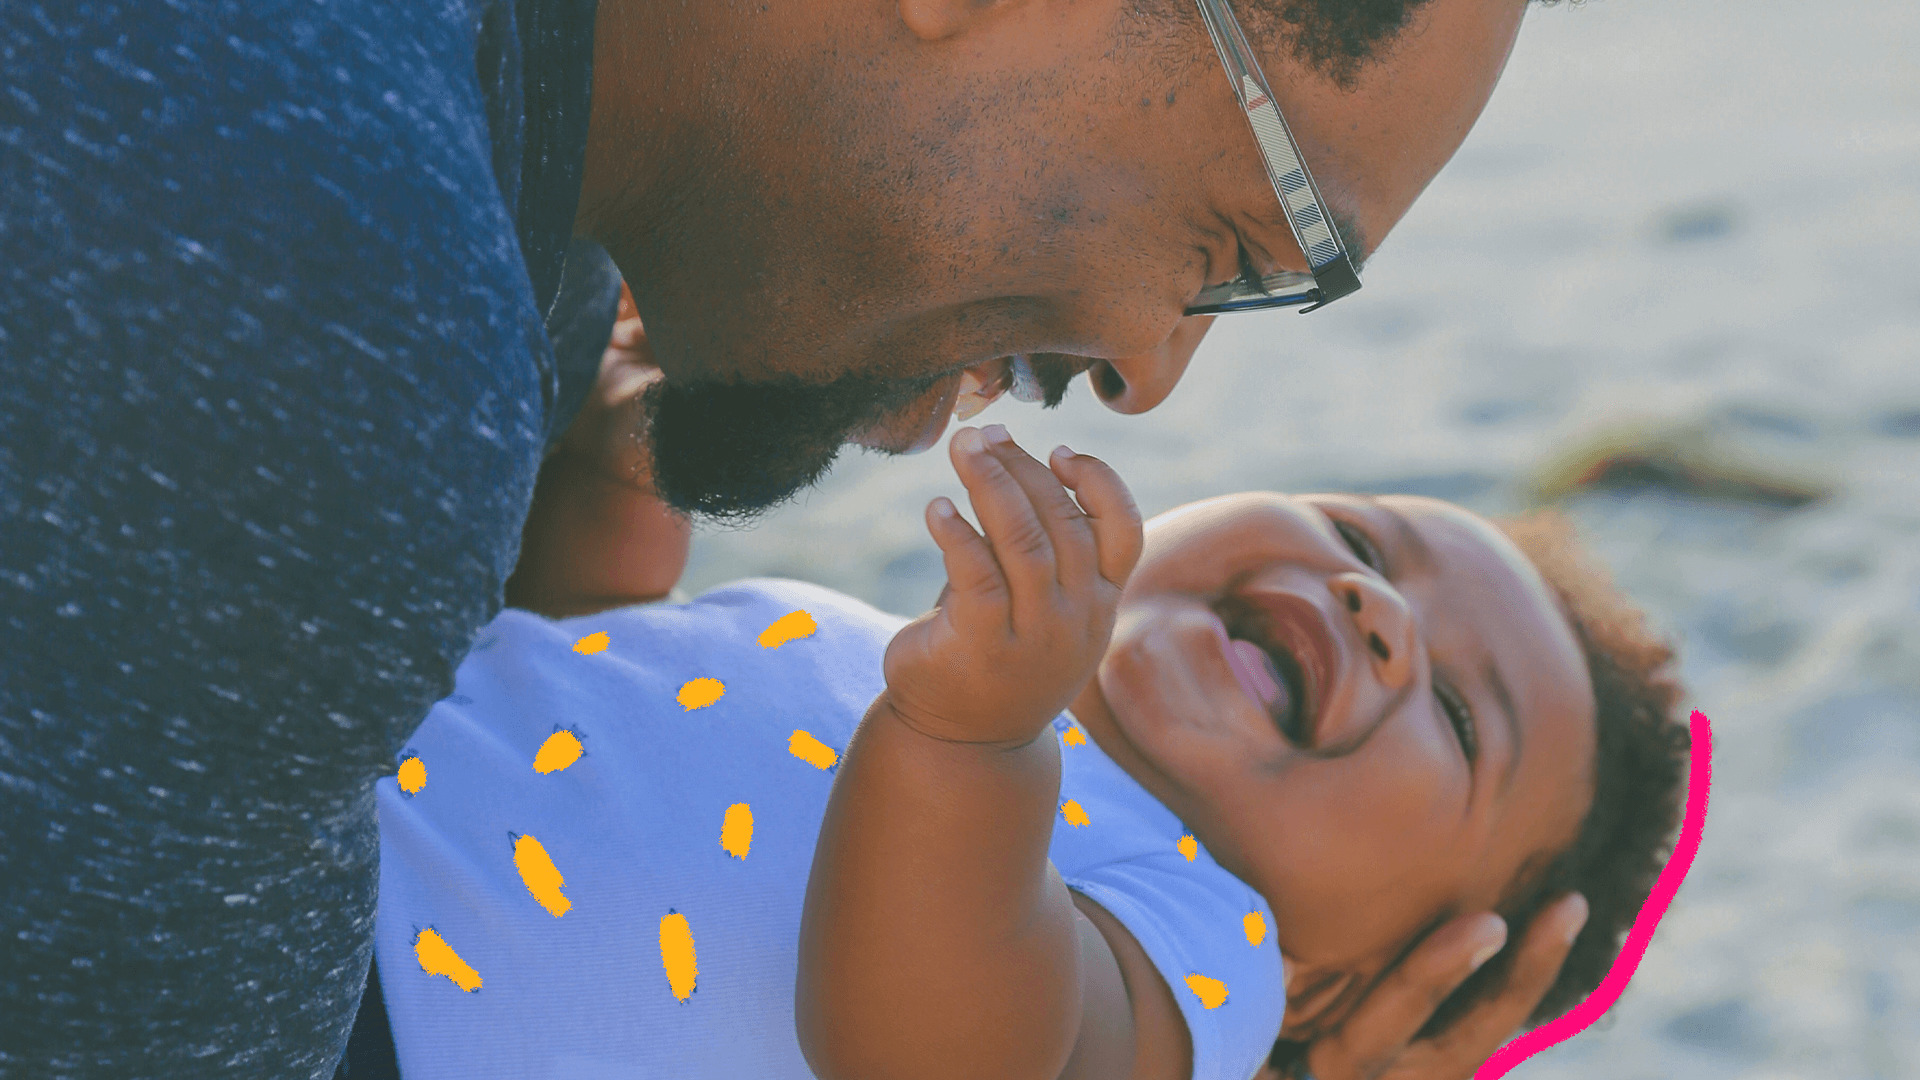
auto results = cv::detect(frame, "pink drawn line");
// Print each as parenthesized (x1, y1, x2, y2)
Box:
(1475, 709, 1713, 1080)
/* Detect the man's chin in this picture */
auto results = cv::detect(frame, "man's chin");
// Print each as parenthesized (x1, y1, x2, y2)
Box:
(639, 369, 934, 523)
(651, 440, 847, 523)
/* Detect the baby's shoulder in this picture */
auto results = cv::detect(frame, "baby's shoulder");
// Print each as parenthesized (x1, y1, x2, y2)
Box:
(692, 578, 909, 637)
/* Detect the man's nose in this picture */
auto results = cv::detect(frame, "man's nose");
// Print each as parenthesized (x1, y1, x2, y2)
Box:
(1327, 572, 1416, 691)
(1089, 316, 1215, 415)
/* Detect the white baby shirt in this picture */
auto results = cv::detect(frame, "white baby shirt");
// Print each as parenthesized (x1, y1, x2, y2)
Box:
(376, 578, 1284, 1080)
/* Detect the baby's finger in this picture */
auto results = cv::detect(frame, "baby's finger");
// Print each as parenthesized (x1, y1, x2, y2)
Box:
(951, 427, 1060, 611)
(977, 426, 1101, 597)
(1048, 448, 1142, 590)
(925, 495, 1009, 627)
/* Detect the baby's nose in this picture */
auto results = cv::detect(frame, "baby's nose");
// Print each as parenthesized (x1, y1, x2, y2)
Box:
(1327, 572, 1415, 690)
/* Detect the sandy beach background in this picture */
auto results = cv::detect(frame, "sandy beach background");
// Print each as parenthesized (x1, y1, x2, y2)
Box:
(679, 0, 1920, 1075)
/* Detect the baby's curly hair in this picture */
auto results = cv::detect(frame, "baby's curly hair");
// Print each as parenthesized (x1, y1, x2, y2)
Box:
(1268, 511, 1690, 1076)
(1423, 511, 1692, 1035)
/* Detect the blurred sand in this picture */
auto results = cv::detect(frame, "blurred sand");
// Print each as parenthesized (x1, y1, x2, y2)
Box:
(680, 0, 1920, 1074)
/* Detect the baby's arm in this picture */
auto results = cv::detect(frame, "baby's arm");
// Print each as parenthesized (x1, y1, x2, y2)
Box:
(505, 298, 692, 617)
(795, 427, 1179, 1080)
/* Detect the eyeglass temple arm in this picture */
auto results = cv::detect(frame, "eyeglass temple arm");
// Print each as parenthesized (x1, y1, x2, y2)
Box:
(1192, 0, 1361, 312)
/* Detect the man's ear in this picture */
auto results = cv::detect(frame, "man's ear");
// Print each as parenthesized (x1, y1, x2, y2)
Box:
(898, 0, 1032, 42)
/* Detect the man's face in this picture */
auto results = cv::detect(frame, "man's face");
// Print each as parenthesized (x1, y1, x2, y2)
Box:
(590, 0, 1529, 518)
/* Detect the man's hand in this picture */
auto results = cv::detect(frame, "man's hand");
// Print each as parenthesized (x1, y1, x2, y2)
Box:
(505, 291, 693, 618)
(880, 425, 1143, 747)
(1273, 894, 1589, 1080)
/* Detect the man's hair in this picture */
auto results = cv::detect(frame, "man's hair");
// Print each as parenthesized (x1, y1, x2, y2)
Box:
(1422, 510, 1692, 1035)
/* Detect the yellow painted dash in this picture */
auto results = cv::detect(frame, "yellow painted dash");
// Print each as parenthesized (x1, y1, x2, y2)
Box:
(397, 756, 426, 795)
(512, 833, 572, 917)
(1185, 973, 1228, 1009)
(678, 677, 725, 711)
(414, 928, 481, 992)
(1062, 725, 1087, 747)
(1177, 834, 1198, 862)
(788, 730, 838, 770)
(1060, 799, 1090, 828)
(720, 803, 753, 859)
(533, 729, 583, 774)
(660, 911, 698, 1001)
(573, 631, 610, 654)
(757, 610, 817, 649)
(1243, 911, 1267, 947)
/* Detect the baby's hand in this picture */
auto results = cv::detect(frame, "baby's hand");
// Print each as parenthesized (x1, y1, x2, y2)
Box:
(881, 425, 1143, 746)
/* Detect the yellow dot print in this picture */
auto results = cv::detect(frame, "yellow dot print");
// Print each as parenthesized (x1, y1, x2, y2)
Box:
(660, 911, 698, 1001)
(414, 928, 482, 992)
(1243, 911, 1268, 947)
(512, 833, 572, 918)
(1060, 799, 1091, 828)
(1185, 973, 1229, 1009)
(678, 677, 726, 711)
(720, 803, 754, 859)
(1177, 834, 1198, 862)
(533, 729, 583, 774)
(397, 756, 426, 796)
(573, 631, 609, 654)
(788, 730, 838, 770)
(1062, 725, 1087, 747)
(757, 610, 817, 649)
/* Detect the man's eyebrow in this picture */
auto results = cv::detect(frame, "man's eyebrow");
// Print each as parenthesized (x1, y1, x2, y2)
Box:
(1487, 658, 1523, 796)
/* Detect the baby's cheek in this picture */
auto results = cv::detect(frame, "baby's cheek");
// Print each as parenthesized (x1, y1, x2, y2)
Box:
(1363, 719, 1474, 846)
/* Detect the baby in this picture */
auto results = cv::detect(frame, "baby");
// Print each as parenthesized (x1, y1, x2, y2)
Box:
(369, 428, 1689, 1080)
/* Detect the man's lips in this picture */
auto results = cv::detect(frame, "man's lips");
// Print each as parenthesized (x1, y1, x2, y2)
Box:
(847, 370, 965, 454)
(955, 355, 1047, 419)
(849, 356, 1035, 454)
(953, 358, 1013, 421)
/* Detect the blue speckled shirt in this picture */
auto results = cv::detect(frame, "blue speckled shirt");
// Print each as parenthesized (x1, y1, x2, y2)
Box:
(1, 1, 614, 1075)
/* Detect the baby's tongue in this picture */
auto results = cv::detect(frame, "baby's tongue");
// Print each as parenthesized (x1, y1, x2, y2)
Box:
(1223, 635, 1284, 712)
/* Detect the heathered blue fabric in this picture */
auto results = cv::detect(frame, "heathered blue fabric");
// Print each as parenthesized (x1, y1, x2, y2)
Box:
(0, 1, 610, 1075)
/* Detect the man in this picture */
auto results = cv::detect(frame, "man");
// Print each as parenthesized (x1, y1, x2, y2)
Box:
(0, 0, 1584, 1076)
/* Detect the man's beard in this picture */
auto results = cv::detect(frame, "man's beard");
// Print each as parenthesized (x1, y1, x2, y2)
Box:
(638, 354, 1084, 523)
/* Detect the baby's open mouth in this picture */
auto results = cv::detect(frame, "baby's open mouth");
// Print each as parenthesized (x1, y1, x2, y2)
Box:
(1217, 603, 1313, 747)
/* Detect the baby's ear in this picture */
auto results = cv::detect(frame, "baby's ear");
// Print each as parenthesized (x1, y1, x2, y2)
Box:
(1279, 969, 1363, 1041)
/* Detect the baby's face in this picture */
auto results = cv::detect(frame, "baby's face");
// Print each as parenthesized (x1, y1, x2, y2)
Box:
(1068, 492, 1597, 1038)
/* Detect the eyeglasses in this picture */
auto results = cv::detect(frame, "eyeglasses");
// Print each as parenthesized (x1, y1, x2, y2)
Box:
(1184, 0, 1362, 316)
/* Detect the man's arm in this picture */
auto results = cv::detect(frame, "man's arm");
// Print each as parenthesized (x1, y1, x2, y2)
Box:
(2, 5, 557, 1075)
